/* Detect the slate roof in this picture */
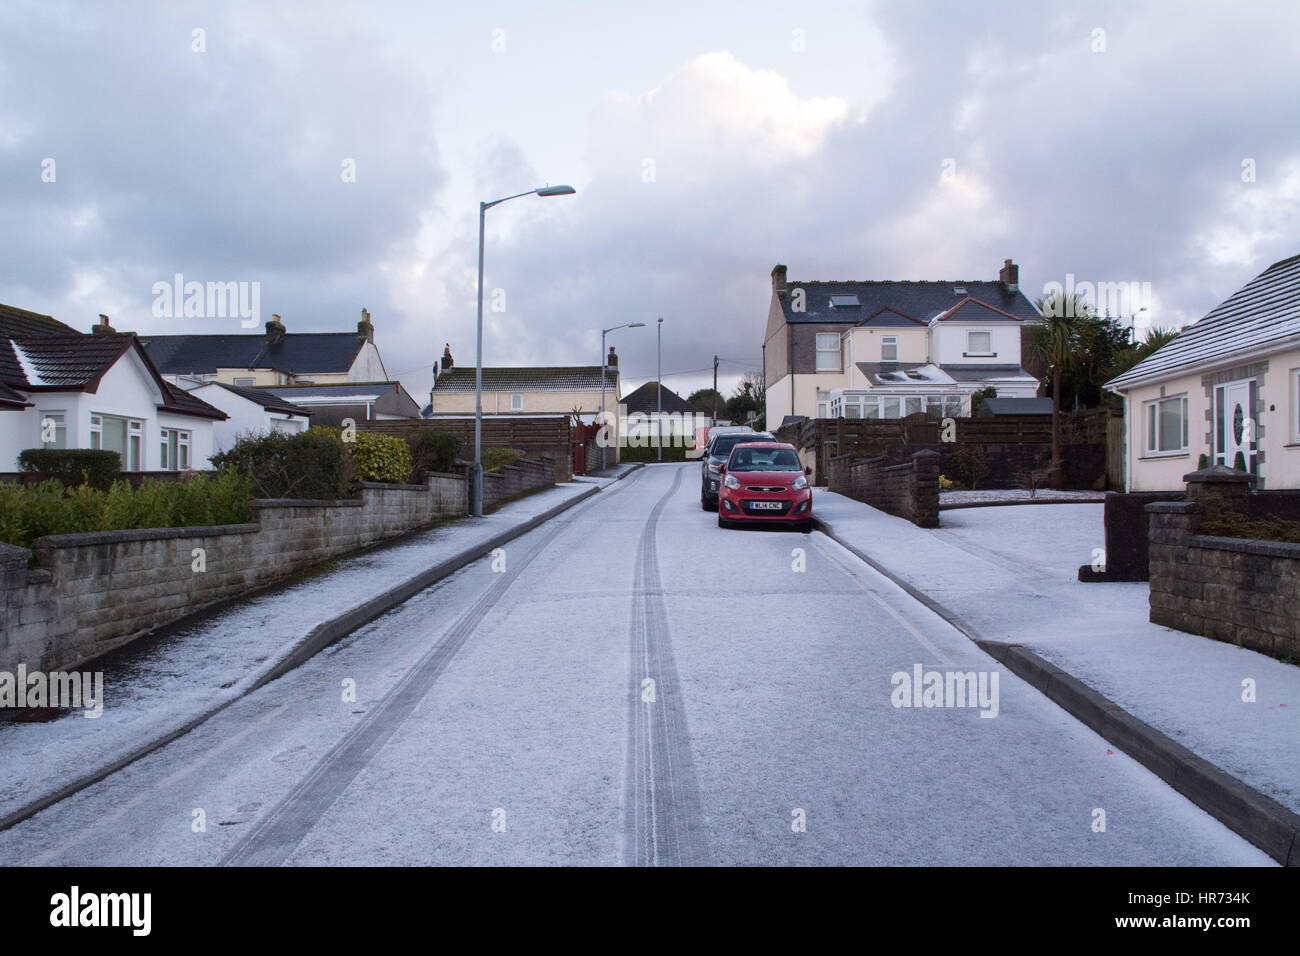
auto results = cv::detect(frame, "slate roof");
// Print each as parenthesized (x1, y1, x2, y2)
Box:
(0, 331, 226, 419)
(261, 382, 398, 402)
(0, 303, 79, 338)
(204, 382, 311, 416)
(977, 397, 1053, 416)
(430, 366, 609, 393)
(0, 382, 32, 409)
(934, 297, 1024, 323)
(778, 279, 1040, 325)
(1106, 254, 1300, 390)
(620, 381, 696, 415)
(139, 332, 367, 376)
(940, 364, 1037, 383)
(2, 333, 135, 390)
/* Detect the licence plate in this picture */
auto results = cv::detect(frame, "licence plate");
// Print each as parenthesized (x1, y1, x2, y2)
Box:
(749, 501, 783, 510)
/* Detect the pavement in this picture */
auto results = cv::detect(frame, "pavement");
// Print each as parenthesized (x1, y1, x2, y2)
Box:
(814, 491, 1300, 864)
(0, 463, 1273, 865)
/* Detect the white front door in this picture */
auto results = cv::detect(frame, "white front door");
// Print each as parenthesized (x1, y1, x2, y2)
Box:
(1216, 380, 1255, 472)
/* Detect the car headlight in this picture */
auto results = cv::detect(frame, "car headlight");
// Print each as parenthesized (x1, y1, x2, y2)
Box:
(792, 475, 808, 490)
(707, 462, 722, 474)
(724, 474, 741, 490)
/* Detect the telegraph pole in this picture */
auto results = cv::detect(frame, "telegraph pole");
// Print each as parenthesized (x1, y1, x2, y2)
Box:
(712, 355, 719, 425)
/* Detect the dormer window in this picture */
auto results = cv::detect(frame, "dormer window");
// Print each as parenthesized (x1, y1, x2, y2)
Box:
(953, 286, 967, 296)
(829, 295, 860, 309)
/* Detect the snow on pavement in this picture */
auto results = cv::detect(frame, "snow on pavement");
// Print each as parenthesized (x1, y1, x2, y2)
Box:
(815, 493, 1300, 815)
(0, 478, 608, 824)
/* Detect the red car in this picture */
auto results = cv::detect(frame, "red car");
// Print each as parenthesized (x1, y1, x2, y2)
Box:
(717, 442, 813, 532)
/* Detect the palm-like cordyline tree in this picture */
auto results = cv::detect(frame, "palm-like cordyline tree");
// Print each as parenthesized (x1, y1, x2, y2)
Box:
(1030, 291, 1095, 489)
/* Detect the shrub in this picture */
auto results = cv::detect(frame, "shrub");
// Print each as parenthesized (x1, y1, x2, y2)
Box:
(211, 429, 350, 499)
(480, 448, 525, 473)
(1197, 453, 1210, 470)
(350, 431, 413, 484)
(407, 430, 460, 477)
(0, 470, 252, 555)
(947, 446, 989, 490)
(938, 474, 963, 492)
(1233, 451, 1248, 472)
(1199, 494, 1300, 544)
(17, 449, 121, 490)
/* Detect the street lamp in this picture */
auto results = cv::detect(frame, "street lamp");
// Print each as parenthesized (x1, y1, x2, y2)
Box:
(472, 184, 576, 517)
(656, 317, 663, 462)
(600, 322, 645, 472)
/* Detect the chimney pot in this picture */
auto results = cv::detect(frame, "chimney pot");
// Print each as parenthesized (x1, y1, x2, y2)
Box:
(607, 345, 618, 369)
(266, 314, 286, 345)
(92, 313, 114, 335)
(441, 343, 454, 371)
(357, 307, 374, 343)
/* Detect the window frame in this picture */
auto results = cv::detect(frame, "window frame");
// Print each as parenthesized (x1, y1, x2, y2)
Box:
(510, 393, 524, 411)
(1143, 393, 1189, 457)
(39, 410, 68, 449)
(965, 329, 994, 357)
(815, 332, 841, 372)
(881, 336, 898, 362)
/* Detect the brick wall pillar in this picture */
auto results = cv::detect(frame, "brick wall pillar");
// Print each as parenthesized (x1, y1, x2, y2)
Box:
(1184, 463, 1250, 514)
(911, 449, 941, 528)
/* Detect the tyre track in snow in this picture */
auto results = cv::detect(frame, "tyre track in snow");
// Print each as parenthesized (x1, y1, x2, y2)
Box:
(624, 466, 709, 866)
(221, 468, 649, 867)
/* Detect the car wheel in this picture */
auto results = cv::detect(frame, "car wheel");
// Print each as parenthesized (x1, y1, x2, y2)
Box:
(701, 496, 709, 511)
(717, 514, 728, 529)
(799, 520, 813, 534)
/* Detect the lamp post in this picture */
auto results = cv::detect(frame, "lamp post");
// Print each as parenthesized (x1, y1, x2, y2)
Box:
(472, 184, 575, 517)
(600, 322, 645, 472)
(656, 317, 663, 462)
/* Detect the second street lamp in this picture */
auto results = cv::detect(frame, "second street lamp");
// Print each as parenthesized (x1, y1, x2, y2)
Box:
(472, 184, 576, 517)
(600, 322, 645, 472)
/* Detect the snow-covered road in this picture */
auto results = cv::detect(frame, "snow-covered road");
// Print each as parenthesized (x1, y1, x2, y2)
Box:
(0, 465, 1274, 865)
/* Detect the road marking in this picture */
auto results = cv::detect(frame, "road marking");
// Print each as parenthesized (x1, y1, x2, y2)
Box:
(625, 465, 710, 866)
(810, 535, 955, 666)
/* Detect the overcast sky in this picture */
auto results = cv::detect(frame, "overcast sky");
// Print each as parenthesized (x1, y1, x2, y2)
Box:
(3, 0, 1298, 403)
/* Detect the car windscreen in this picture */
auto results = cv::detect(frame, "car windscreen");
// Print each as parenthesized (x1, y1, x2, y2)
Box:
(711, 434, 772, 457)
(727, 447, 802, 471)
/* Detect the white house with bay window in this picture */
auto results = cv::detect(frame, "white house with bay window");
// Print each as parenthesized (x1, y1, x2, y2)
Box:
(764, 261, 1042, 425)
(1, 306, 226, 472)
(1106, 253, 1300, 491)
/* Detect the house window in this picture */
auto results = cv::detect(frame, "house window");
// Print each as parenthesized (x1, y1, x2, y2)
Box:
(1145, 394, 1188, 455)
(966, 330, 993, 355)
(816, 333, 841, 371)
(40, 411, 67, 449)
(1294, 369, 1300, 443)
(881, 336, 898, 362)
(816, 389, 830, 419)
(90, 414, 143, 469)
(234, 376, 255, 386)
(160, 428, 191, 470)
(510, 394, 524, 411)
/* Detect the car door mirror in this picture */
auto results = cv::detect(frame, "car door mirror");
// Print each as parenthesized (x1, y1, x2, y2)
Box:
(805, 466, 812, 475)
(718, 465, 726, 474)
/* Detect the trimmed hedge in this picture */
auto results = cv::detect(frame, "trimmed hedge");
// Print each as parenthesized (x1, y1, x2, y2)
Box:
(0, 470, 254, 554)
(619, 442, 690, 462)
(480, 447, 525, 473)
(17, 448, 121, 490)
(407, 430, 460, 476)
(211, 428, 352, 499)
(350, 431, 412, 484)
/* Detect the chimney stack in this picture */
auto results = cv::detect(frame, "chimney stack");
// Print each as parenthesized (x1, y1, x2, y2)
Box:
(607, 345, 618, 369)
(92, 313, 114, 335)
(357, 307, 374, 343)
(266, 313, 286, 345)
(440, 344, 454, 372)
(999, 259, 1019, 293)
(771, 263, 788, 296)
